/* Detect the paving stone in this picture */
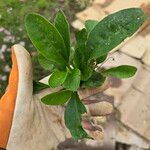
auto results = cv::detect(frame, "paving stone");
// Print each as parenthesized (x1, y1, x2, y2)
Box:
(142, 34, 150, 66)
(93, 0, 106, 5)
(143, 64, 150, 72)
(102, 52, 142, 107)
(128, 146, 145, 150)
(139, 25, 150, 37)
(0, 44, 7, 52)
(76, 5, 106, 22)
(104, 0, 150, 14)
(133, 66, 150, 95)
(118, 88, 150, 141)
(116, 122, 150, 149)
(120, 36, 146, 59)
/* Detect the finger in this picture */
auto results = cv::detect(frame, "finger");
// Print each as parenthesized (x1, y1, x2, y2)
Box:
(0, 44, 33, 149)
(82, 120, 104, 140)
(0, 47, 19, 149)
(86, 101, 113, 116)
(78, 79, 109, 100)
(13, 44, 33, 99)
(6, 45, 33, 148)
(90, 116, 107, 126)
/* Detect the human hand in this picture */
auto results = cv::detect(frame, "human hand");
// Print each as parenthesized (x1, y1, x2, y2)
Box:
(0, 45, 113, 150)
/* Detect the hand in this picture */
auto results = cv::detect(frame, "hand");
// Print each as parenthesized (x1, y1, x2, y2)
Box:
(0, 44, 113, 150)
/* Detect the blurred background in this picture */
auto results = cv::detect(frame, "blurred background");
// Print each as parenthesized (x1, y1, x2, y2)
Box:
(0, 0, 150, 150)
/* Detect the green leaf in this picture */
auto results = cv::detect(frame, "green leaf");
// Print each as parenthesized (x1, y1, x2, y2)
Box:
(75, 28, 88, 50)
(96, 54, 107, 64)
(85, 20, 98, 33)
(38, 53, 54, 71)
(33, 81, 49, 93)
(74, 29, 92, 81)
(64, 68, 81, 91)
(87, 8, 147, 59)
(41, 90, 72, 105)
(54, 10, 70, 60)
(102, 65, 137, 78)
(64, 92, 89, 139)
(49, 69, 68, 88)
(81, 71, 106, 88)
(74, 28, 88, 69)
(25, 13, 68, 70)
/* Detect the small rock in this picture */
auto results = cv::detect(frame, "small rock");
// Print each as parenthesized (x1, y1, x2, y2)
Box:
(4, 29, 11, 35)
(4, 65, 11, 72)
(0, 27, 4, 32)
(19, 41, 25, 46)
(1, 45, 7, 52)
(1, 75, 7, 81)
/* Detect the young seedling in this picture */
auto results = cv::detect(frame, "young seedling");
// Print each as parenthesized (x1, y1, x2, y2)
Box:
(25, 8, 147, 140)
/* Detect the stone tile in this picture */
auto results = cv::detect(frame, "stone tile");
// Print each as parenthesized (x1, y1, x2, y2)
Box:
(116, 122, 150, 149)
(139, 25, 150, 37)
(133, 66, 150, 95)
(143, 64, 150, 72)
(71, 19, 84, 30)
(104, 0, 150, 14)
(93, 0, 107, 5)
(76, 5, 106, 22)
(142, 34, 150, 66)
(102, 52, 142, 107)
(118, 88, 150, 141)
(120, 36, 146, 59)
(128, 146, 145, 150)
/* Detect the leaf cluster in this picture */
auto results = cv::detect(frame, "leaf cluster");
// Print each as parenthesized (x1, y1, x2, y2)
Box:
(25, 8, 146, 139)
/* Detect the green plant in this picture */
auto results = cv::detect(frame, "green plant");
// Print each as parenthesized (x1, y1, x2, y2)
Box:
(25, 8, 147, 140)
(0, 0, 83, 97)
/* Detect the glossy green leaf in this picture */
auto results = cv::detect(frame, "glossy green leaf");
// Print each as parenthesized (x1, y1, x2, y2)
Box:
(81, 71, 106, 88)
(87, 8, 147, 59)
(49, 69, 68, 88)
(55, 10, 70, 60)
(38, 53, 54, 70)
(85, 20, 98, 33)
(74, 29, 87, 69)
(96, 54, 107, 64)
(64, 92, 89, 139)
(75, 28, 88, 50)
(33, 81, 49, 93)
(102, 65, 137, 78)
(41, 90, 72, 105)
(74, 29, 92, 81)
(25, 13, 68, 70)
(64, 68, 81, 91)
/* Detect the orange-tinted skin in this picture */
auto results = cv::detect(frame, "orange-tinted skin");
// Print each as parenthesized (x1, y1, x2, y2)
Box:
(0, 48, 18, 149)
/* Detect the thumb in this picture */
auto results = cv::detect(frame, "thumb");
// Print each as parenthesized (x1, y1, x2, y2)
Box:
(13, 44, 33, 100)
(0, 44, 33, 149)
